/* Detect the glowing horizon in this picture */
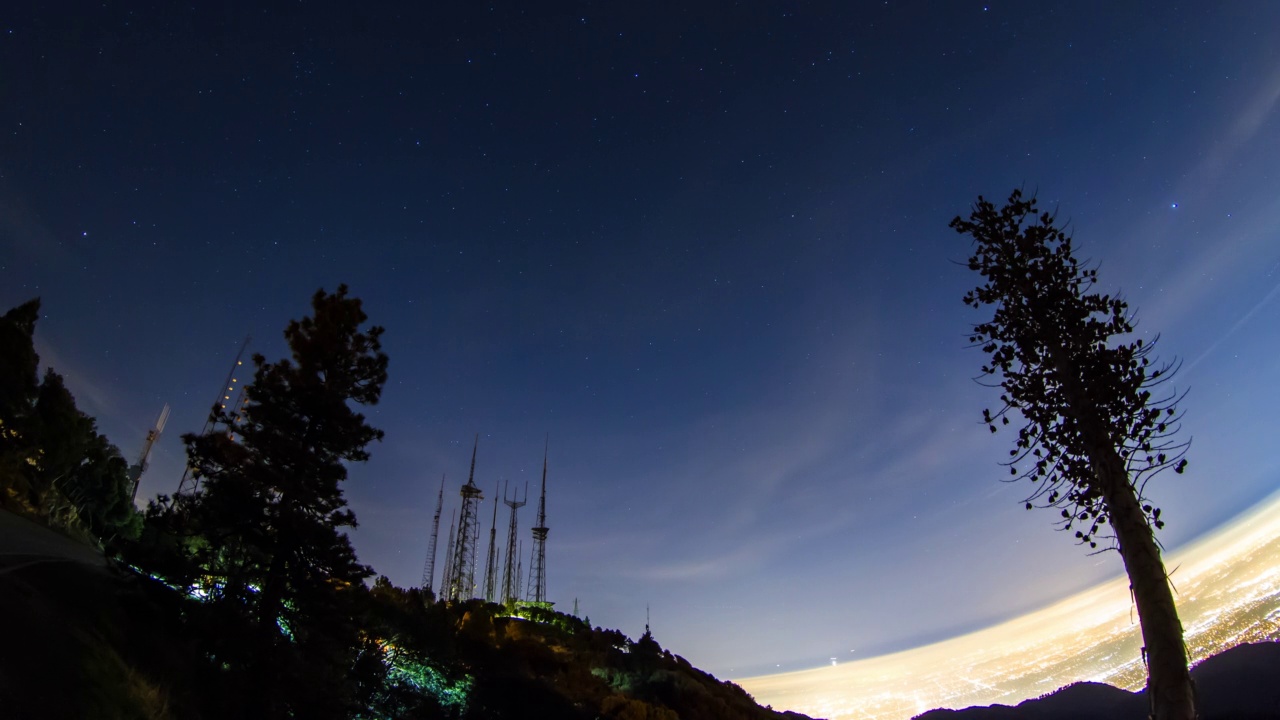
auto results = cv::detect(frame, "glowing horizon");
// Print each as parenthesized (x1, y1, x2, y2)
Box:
(737, 489, 1280, 720)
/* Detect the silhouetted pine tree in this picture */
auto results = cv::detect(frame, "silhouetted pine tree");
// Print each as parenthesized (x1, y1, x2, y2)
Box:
(0, 299, 138, 539)
(32, 369, 138, 539)
(179, 285, 388, 718)
(0, 300, 43, 503)
(952, 190, 1195, 720)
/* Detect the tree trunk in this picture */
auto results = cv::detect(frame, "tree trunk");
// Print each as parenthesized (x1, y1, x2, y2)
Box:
(1050, 348, 1197, 720)
(1089, 440, 1197, 720)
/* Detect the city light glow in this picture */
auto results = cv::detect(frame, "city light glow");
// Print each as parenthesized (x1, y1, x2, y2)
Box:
(738, 491, 1280, 720)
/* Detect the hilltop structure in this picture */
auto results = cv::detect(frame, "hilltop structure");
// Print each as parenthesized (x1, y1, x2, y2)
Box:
(482, 484, 500, 602)
(128, 404, 170, 501)
(420, 474, 445, 597)
(174, 336, 250, 499)
(527, 440, 551, 606)
(423, 437, 552, 608)
(445, 436, 484, 602)
(501, 480, 527, 604)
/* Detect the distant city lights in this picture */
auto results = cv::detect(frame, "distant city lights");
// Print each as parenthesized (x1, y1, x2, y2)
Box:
(739, 491, 1280, 720)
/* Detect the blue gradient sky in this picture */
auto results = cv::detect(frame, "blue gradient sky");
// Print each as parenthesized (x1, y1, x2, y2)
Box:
(3, 2, 1280, 678)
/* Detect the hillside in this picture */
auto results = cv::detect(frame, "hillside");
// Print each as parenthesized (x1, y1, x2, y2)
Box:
(0, 547, 813, 720)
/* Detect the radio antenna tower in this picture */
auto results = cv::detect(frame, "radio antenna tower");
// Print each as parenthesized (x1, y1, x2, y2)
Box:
(440, 510, 456, 597)
(516, 539, 523, 600)
(527, 438, 550, 604)
(200, 336, 251, 433)
(420, 473, 446, 597)
(469, 482, 483, 594)
(446, 435, 485, 601)
(224, 377, 251, 440)
(128, 404, 170, 502)
(174, 336, 250, 498)
(482, 483, 500, 602)
(500, 480, 527, 604)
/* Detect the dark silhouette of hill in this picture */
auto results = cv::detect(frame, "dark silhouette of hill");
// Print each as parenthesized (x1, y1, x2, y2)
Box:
(1192, 641, 1280, 719)
(914, 641, 1280, 720)
(0, 554, 198, 719)
(912, 682, 1144, 720)
(0, 543, 815, 720)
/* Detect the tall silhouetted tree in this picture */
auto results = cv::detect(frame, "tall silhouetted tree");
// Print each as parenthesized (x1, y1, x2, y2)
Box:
(0, 300, 138, 539)
(0, 299, 42, 502)
(0, 300, 40, 417)
(951, 190, 1195, 720)
(179, 284, 389, 718)
(31, 369, 138, 539)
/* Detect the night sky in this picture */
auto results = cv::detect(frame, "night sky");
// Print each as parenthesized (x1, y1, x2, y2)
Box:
(4, 2, 1280, 680)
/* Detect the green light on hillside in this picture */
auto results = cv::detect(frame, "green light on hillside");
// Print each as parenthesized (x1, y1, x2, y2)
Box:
(389, 655, 472, 711)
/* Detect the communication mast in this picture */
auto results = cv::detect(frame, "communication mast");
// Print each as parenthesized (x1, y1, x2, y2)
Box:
(467, 484, 484, 596)
(527, 439, 550, 605)
(174, 336, 250, 498)
(420, 474, 446, 596)
(500, 480, 527, 604)
(128, 404, 170, 501)
(516, 539, 523, 601)
(482, 484, 500, 602)
(446, 435, 484, 601)
(440, 511, 456, 597)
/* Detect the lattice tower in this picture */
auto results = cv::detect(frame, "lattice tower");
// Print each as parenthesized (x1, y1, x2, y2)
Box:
(468, 485, 483, 595)
(421, 473, 446, 596)
(516, 539, 523, 599)
(501, 480, 527, 604)
(440, 511, 456, 597)
(446, 435, 484, 601)
(527, 440, 550, 604)
(482, 483, 501, 602)
(128, 404, 170, 501)
(174, 336, 250, 498)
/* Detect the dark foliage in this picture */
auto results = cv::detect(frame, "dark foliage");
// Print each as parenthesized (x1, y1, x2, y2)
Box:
(951, 190, 1197, 719)
(0, 300, 40, 424)
(355, 581, 810, 720)
(152, 285, 389, 718)
(952, 190, 1188, 547)
(0, 299, 139, 541)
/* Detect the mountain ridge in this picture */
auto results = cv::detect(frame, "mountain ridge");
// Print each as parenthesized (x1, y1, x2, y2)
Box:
(914, 641, 1280, 720)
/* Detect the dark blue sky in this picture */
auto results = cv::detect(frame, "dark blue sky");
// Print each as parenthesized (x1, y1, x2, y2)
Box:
(4, 1, 1280, 678)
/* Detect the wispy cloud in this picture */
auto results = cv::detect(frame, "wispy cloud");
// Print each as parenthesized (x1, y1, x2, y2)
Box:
(1120, 61, 1280, 344)
(1184, 271, 1280, 374)
(32, 337, 127, 429)
(1197, 62, 1280, 188)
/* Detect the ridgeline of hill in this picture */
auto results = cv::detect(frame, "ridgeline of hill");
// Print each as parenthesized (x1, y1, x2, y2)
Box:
(0, 533, 813, 720)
